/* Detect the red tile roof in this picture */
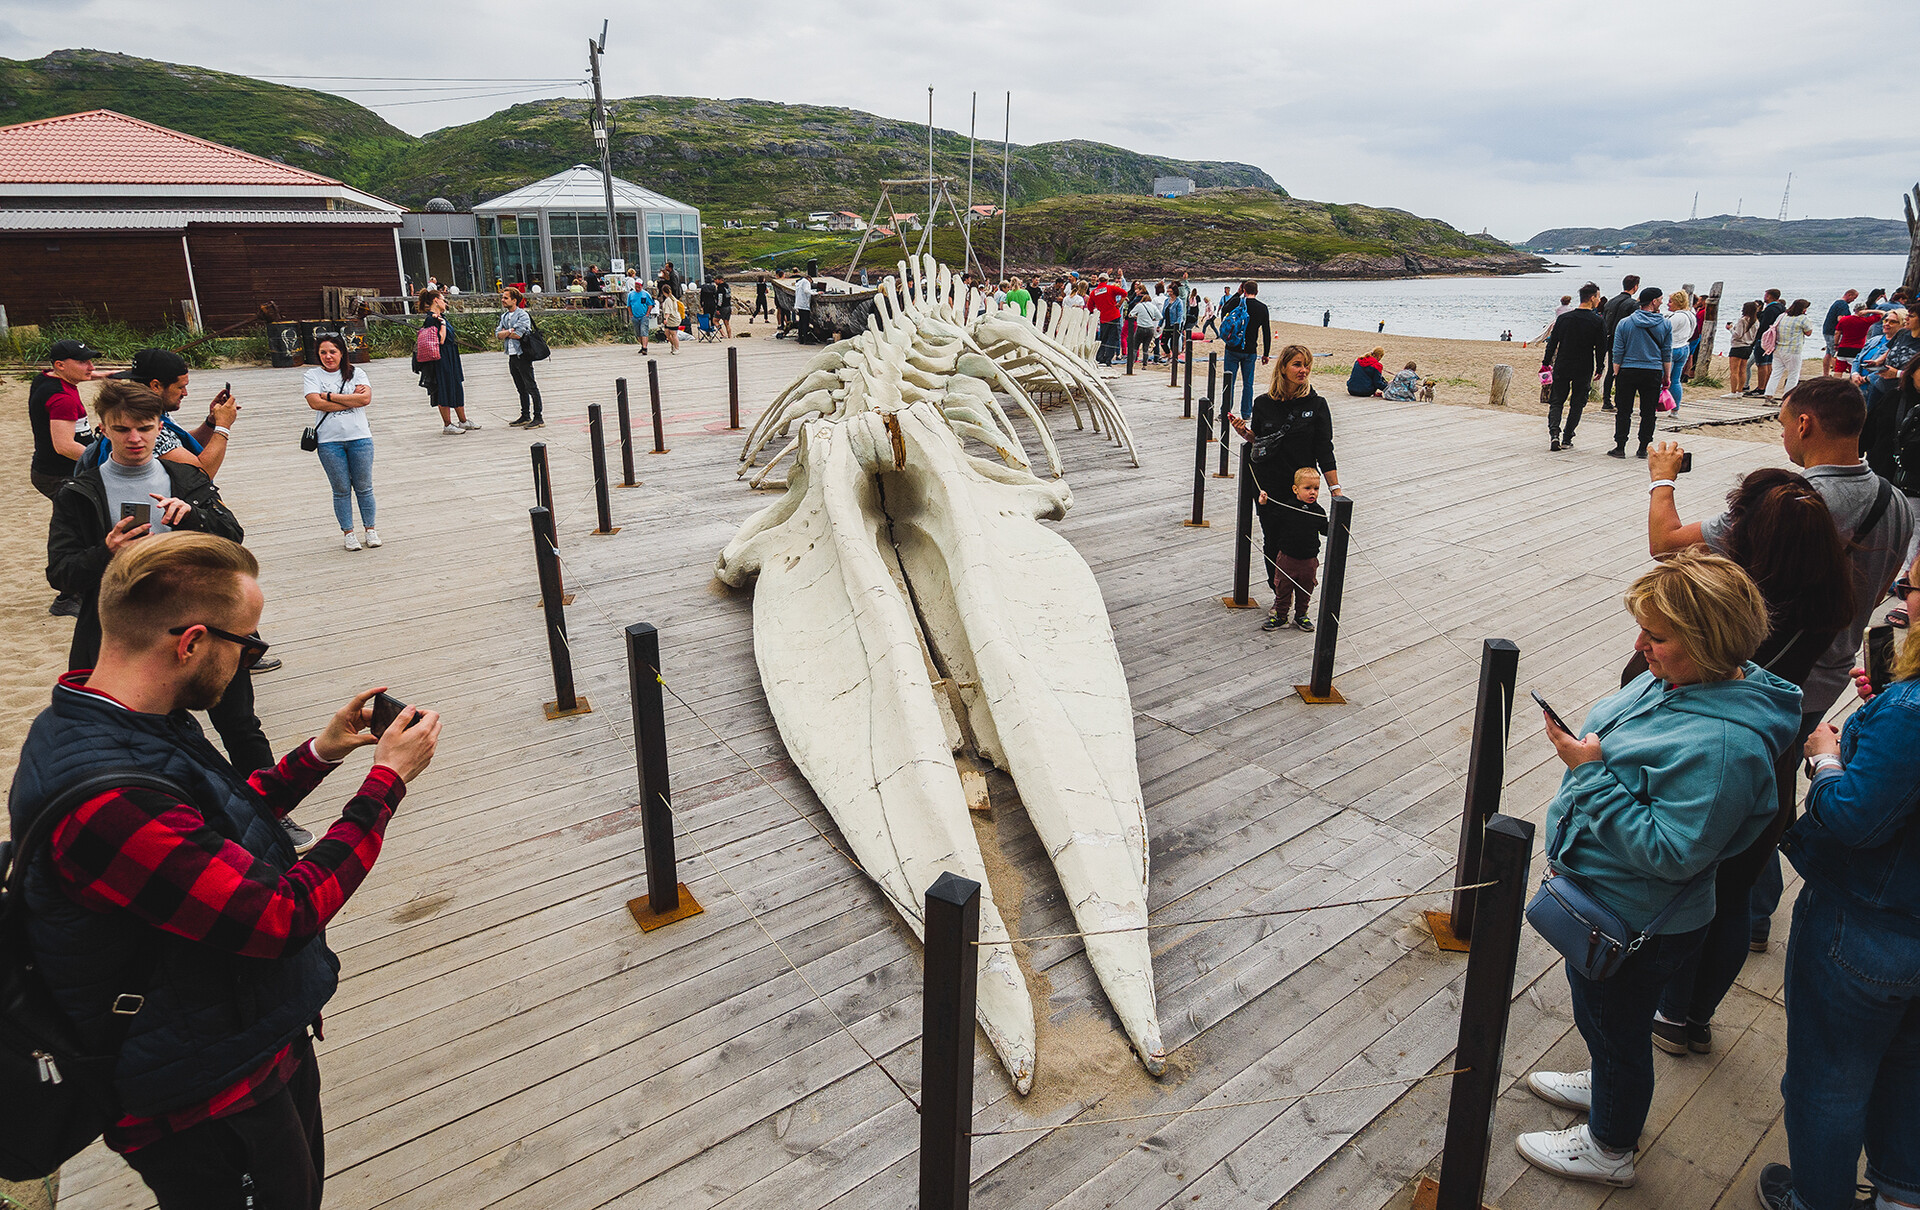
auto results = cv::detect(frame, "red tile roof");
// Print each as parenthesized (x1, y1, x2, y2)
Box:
(0, 109, 345, 187)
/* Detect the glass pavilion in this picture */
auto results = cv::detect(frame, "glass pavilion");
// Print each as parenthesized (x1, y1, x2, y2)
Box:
(471, 165, 702, 294)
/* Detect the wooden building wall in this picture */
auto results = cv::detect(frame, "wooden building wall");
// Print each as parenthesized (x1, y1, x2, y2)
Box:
(0, 232, 193, 329)
(186, 224, 402, 329)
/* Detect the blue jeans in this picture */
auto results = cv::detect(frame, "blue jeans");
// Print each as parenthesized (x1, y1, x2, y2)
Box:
(316, 438, 376, 531)
(1668, 350, 1689, 405)
(1222, 349, 1257, 419)
(1566, 924, 1710, 1151)
(1783, 882, 1920, 1210)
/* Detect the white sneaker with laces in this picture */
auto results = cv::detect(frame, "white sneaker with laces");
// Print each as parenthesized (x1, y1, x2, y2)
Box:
(443, 423, 464, 435)
(1515, 1124, 1635, 1187)
(342, 531, 362, 552)
(1526, 1069, 1592, 1113)
(459, 419, 482, 430)
(363, 529, 382, 548)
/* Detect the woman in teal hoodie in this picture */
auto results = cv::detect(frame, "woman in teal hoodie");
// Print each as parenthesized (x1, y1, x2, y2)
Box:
(1517, 550, 1803, 1188)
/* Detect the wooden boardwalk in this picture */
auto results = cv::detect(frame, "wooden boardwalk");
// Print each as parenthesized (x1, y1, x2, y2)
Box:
(48, 334, 1816, 1209)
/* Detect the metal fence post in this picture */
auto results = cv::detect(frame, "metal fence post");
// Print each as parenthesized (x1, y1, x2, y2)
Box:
(588, 403, 619, 535)
(530, 506, 589, 719)
(616, 377, 637, 487)
(1222, 448, 1258, 609)
(920, 872, 980, 1210)
(1297, 494, 1354, 703)
(1433, 814, 1534, 1210)
(529, 443, 571, 604)
(1183, 339, 1195, 418)
(1428, 640, 1520, 950)
(727, 344, 742, 430)
(1169, 336, 1181, 387)
(625, 623, 702, 930)
(1184, 400, 1211, 528)
(1205, 354, 1218, 442)
(1125, 323, 1137, 375)
(647, 358, 668, 454)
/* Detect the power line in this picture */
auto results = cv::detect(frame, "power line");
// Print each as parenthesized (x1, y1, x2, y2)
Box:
(258, 75, 585, 83)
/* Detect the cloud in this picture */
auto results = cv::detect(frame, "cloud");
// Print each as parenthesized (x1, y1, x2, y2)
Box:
(1, 0, 1902, 236)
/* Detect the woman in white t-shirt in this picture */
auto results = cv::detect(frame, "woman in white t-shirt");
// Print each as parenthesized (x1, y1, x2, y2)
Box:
(304, 335, 379, 551)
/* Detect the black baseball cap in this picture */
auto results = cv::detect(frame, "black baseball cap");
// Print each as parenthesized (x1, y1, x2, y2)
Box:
(48, 339, 103, 362)
(112, 348, 189, 386)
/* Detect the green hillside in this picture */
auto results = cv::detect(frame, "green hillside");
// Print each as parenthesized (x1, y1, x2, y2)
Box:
(0, 48, 414, 190)
(389, 96, 1278, 215)
(1525, 215, 1908, 254)
(1000, 190, 1542, 277)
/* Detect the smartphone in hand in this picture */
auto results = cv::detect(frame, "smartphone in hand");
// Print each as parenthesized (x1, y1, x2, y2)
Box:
(1531, 690, 1574, 736)
(120, 501, 152, 528)
(371, 692, 415, 738)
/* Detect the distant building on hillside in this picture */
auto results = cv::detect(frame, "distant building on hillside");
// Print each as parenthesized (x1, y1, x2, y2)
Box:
(1152, 176, 1195, 198)
(829, 211, 865, 231)
(966, 204, 1001, 225)
(0, 108, 406, 329)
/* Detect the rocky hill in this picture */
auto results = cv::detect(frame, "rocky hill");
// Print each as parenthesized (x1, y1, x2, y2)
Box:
(1525, 215, 1909, 254)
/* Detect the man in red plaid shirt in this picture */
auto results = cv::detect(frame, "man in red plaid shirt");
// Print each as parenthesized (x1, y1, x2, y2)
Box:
(8, 533, 441, 1208)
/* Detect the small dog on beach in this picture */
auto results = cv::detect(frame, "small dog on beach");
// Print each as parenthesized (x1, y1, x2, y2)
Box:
(1418, 378, 1437, 402)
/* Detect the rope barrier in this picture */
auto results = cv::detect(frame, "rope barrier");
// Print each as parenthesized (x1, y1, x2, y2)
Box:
(974, 880, 1497, 946)
(968, 1066, 1469, 1136)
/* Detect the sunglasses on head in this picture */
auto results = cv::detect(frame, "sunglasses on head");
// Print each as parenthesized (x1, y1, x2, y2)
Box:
(168, 624, 270, 669)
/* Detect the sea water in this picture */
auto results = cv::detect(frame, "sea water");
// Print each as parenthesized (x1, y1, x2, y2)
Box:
(1190, 253, 1909, 342)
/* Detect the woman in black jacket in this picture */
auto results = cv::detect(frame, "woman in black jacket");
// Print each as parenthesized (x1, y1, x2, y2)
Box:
(1230, 344, 1342, 623)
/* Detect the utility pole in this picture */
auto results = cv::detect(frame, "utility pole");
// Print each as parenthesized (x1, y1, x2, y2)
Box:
(1689, 191, 1698, 222)
(927, 88, 935, 232)
(999, 92, 1011, 276)
(587, 22, 625, 284)
(1778, 173, 1792, 223)
(964, 92, 977, 277)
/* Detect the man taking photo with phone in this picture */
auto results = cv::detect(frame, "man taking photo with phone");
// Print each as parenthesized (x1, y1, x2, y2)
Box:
(10, 531, 441, 1208)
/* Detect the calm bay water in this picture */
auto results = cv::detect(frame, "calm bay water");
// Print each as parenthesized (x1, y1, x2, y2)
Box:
(1192, 254, 1910, 342)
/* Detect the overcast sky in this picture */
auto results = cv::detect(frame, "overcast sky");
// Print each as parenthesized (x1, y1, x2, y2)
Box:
(3, 0, 1906, 240)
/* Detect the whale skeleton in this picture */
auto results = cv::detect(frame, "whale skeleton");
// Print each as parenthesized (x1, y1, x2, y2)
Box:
(737, 255, 1139, 490)
(717, 261, 1160, 1092)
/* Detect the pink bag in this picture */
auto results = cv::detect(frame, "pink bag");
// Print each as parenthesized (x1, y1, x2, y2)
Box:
(1760, 322, 1779, 355)
(414, 323, 442, 363)
(1658, 388, 1676, 412)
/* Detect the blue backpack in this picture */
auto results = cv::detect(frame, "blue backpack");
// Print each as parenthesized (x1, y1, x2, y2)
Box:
(1219, 299, 1250, 350)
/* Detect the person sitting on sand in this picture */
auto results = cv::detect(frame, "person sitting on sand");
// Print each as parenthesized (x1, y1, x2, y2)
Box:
(1347, 347, 1388, 397)
(1385, 361, 1422, 401)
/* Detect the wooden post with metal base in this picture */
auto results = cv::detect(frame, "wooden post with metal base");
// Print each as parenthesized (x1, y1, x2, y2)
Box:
(1425, 638, 1519, 951)
(624, 622, 702, 930)
(1182, 340, 1195, 418)
(529, 444, 571, 604)
(615, 377, 638, 487)
(1183, 400, 1211, 528)
(1423, 814, 1534, 1210)
(919, 872, 979, 1210)
(1221, 449, 1259, 609)
(531, 506, 590, 719)
(587, 403, 620, 535)
(1295, 494, 1353, 703)
(647, 359, 668, 454)
(727, 345, 742, 430)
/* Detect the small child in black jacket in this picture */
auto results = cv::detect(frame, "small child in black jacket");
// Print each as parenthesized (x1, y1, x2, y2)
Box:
(1261, 467, 1329, 631)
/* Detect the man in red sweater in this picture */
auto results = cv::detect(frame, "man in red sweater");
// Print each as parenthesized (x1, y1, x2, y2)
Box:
(1087, 273, 1127, 365)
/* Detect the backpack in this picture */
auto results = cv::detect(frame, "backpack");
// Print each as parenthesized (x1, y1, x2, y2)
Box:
(0, 770, 193, 1181)
(1219, 299, 1250, 350)
(414, 322, 442, 365)
(1760, 320, 1779, 355)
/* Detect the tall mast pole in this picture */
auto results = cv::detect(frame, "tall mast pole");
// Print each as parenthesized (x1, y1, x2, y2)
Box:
(588, 22, 622, 282)
(927, 87, 935, 237)
(999, 92, 1011, 276)
(965, 92, 977, 278)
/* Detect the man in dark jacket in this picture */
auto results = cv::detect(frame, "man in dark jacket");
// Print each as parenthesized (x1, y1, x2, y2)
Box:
(1600, 275, 1641, 411)
(47, 381, 281, 786)
(1219, 281, 1272, 422)
(10, 530, 441, 1209)
(1751, 289, 1787, 398)
(1542, 283, 1609, 450)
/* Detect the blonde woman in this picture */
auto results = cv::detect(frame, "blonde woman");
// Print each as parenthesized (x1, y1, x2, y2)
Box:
(1228, 345, 1341, 629)
(1517, 550, 1800, 1188)
(1665, 290, 1695, 408)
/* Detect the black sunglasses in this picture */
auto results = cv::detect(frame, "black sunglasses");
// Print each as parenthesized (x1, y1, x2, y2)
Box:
(168, 624, 270, 669)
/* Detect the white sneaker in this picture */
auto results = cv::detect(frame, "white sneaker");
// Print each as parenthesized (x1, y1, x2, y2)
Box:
(363, 529, 382, 548)
(459, 419, 483, 430)
(343, 531, 362, 552)
(1526, 1069, 1592, 1113)
(1515, 1124, 1635, 1187)
(443, 423, 464, 435)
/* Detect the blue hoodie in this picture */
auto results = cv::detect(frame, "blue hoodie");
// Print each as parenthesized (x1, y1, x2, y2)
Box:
(1543, 664, 1803, 934)
(1611, 307, 1674, 372)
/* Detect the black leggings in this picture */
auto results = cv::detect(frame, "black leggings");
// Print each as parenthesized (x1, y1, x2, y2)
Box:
(509, 353, 542, 419)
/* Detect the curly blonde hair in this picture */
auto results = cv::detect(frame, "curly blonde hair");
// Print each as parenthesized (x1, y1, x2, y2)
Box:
(1622, 550, 1770, 682)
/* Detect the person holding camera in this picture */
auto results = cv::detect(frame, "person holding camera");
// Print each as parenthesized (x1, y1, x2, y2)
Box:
(10, 532, 441, 1209)
(1756, 563, 1920, 1210)
(1516, 551, 1801, 1187)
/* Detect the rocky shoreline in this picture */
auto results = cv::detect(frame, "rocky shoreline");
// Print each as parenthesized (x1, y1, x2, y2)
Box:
(1002, 249, 1547, 281)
